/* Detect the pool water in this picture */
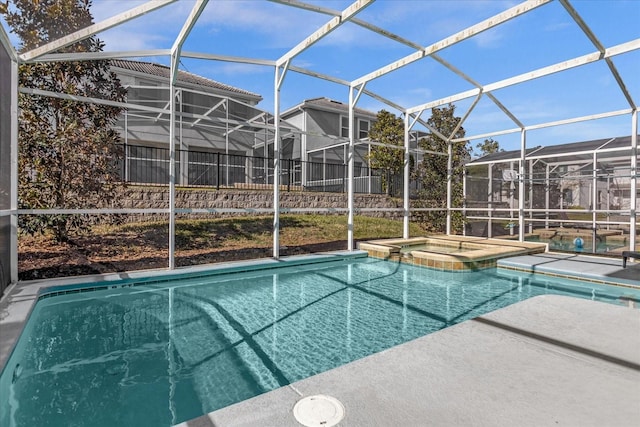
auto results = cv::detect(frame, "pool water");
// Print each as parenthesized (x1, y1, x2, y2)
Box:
(1, 258, 638, 427)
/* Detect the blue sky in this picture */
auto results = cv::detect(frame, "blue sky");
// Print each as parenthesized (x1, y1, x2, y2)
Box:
(3, 0, 639, 153)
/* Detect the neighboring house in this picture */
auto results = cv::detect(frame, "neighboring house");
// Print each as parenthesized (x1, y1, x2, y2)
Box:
(281, 97, 424, 193)
(111, 60, 300, 186)
(112, 59, 263, 152)
(110, 63, 421, 193)
(465, 135, 639, 212)
(281, 97, 377, 167)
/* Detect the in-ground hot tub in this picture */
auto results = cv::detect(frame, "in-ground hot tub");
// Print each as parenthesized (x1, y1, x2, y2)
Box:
(359, 235, 547, 271)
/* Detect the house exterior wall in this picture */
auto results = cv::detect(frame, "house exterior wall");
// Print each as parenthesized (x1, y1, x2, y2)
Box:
(288, 107, 371, 167)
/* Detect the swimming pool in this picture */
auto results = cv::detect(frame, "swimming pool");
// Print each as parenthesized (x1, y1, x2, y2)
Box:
(1, 257, 638, 427)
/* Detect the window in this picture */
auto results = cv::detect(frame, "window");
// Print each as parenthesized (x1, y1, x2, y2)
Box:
(358, 119, 370, 139)
(340, 117, 370, 139)
(340, 116, 349, 138)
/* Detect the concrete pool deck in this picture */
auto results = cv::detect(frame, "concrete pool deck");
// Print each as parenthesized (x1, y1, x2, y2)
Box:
(498, 252, 640, 288)
(179, 295, 640, 427)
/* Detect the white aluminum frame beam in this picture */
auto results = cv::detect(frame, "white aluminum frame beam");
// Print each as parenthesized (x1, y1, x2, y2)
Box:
(482, 42, 640, 94)
(223, 112, 266, 137)
(458, 109, 633, 144)
(409, 38, 640, 116)
(521, 109, 633, 133)
(190, 98, 227, 127)
(347, 82, 366, 250)
(165, 35, 395, 117)
(182, 51, 275, 66)
(20, 0, 176, 62)
(276, 0, 374, 67)
(273, 0, 424, 51)
(170, 0, 209, 83)
(0, 24, 17, 62)
(29, 49, 170, 63)
(272, 0, 521, 126)
(448, 92, 483, 141)
(19, 87, 166, 113)
(167, 0, 209, 268)
(408, 111, 450, 146)
(430, 55, 525, 129)
(559, 0, 636, 110)
(9, 52, 19, 283)
(168, 80, 177, 269)
(272, 61, 289, 259)
(518, 130, 527, 241)
(1, 20, 18, 281)
(289, 65, 350, 86)
(631, 111, 637, 252)
(353, 0, 551, 87)
(403, 110, 410, 238)
(156, 99, 172, 121)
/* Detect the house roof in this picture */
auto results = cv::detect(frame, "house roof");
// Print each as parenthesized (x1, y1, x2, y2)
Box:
(282, 97, 378, 119)
(468, 135, 637, 166)
(110, 59, 262, 101)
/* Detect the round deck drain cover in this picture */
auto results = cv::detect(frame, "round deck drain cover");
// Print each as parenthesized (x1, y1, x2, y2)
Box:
(293, 394, 345, 427)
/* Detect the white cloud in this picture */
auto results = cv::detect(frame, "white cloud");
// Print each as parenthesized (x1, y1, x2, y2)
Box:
(472, 28, 505, 49)
(196, 1, 328, 49)
(98, 28, 171, 52)
(204, 62, 271, 76)
(543, 21, 573, 32)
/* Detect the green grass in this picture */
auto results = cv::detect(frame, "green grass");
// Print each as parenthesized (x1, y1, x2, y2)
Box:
(115, 214, 425, 249)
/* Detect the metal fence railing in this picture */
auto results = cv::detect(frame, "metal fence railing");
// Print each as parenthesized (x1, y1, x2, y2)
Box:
(118, 144, 413, 197)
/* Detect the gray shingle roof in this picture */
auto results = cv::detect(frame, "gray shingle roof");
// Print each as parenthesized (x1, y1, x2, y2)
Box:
(110, 59, 262, 101)
(468, 135, 636, 165)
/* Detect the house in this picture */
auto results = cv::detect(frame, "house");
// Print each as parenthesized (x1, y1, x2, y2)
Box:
(281, 97, 377, 166)
(111, 60, 301, 186)
(465, 135, 639, 212)
(110, 63, 419, 193)
(281, 97, 424, 194)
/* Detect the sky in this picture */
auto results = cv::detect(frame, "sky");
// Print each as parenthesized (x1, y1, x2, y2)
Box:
(2, 0, 639, 154)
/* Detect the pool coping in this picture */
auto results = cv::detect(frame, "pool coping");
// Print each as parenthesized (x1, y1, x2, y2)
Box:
(0, 250, 368, 374)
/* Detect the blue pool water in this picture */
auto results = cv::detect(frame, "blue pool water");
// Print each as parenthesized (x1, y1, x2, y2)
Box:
(1, 257, 638, 426)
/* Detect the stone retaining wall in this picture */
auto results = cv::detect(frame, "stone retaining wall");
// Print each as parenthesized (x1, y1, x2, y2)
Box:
(119, 186, 403, 221)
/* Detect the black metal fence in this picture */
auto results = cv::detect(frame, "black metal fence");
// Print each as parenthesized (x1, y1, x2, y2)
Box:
(118, 144, 412, 197)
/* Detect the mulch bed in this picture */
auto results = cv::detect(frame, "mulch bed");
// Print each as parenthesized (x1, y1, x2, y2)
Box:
(18, 238, 349, 281)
